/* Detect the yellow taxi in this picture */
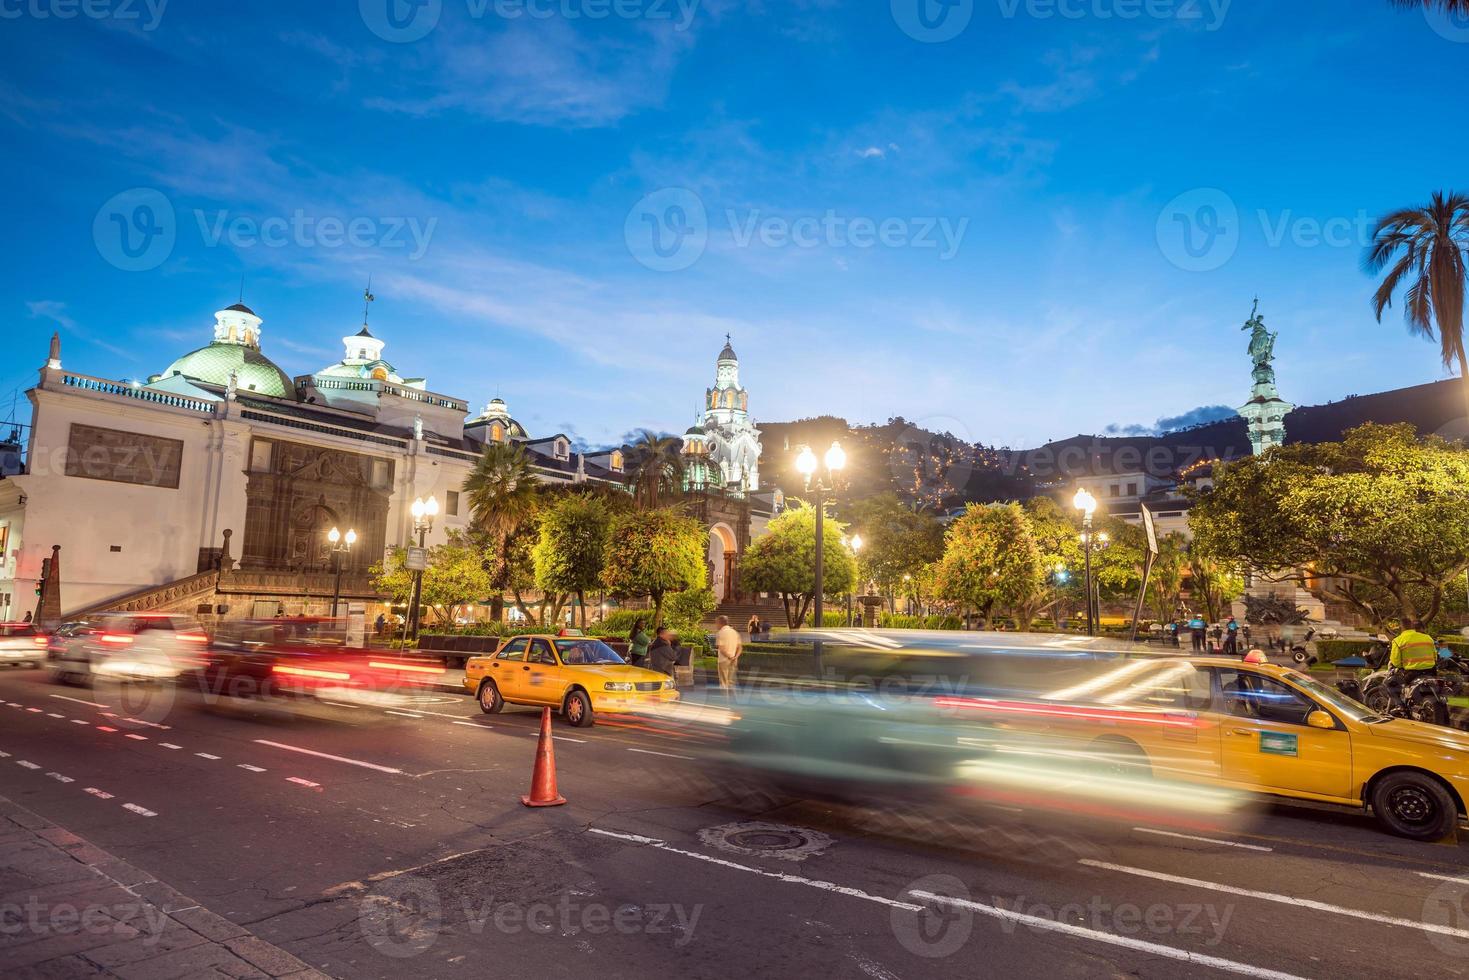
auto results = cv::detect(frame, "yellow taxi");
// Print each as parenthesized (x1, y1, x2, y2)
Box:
(963, 655, 1469, 840)
(463, 635, 678, 727)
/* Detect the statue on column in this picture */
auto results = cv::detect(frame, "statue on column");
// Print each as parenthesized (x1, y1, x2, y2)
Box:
(1243, 298, 1279, 388)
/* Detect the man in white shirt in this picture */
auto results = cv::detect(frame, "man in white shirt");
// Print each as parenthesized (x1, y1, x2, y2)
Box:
(714, 615, 742, 692)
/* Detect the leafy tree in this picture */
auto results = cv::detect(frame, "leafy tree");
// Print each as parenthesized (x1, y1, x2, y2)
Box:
(601, 508, 706, 626)
(931, 503, 1044, 628)
(664, 587, 718, 639)
(371, 531, 494, 627)
(848, 492, 945, 606)
(1017, 497, 1086, 626)
(740, 501, 856, 628)
(1187, 550, 1246, 623)
(1189, 424, 1469, 627)
(1366, 191, 1469, 416)
(1147, 532, 1189, 623)
(628, 430, 686, 510)
(532, 494, 612, 628)
(465, 442, 541, 618)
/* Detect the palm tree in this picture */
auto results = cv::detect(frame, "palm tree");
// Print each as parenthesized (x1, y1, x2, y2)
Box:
(1365, 191, 1469, 415)
(464, 442, 541, 618)
(627, 429, 686, 510)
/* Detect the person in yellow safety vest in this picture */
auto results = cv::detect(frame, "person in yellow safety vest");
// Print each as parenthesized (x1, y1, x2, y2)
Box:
(1386, 620, 1439, 710)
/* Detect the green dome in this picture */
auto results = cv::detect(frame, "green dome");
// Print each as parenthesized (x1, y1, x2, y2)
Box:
(161, 343, 294, 398)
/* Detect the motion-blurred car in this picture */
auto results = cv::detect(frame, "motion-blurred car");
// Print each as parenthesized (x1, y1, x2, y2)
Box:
(48, 613, 207, 684)
(199, 618, 447, 703)
(464, 635, 678, 727)
(0, 622, 46, 668)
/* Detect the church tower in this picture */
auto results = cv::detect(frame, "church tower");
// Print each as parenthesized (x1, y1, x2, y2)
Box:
(689, 336, 762, 492)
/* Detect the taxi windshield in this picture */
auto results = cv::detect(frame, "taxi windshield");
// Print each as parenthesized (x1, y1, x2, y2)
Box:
(554, 639, 626, 666)
(1284, 670, 1384, 723)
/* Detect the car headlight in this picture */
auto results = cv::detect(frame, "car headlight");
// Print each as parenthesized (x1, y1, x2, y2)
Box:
(604, 682, 635, 692)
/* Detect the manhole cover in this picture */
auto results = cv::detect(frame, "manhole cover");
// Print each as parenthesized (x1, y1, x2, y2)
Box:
(698, 821, 834, 862)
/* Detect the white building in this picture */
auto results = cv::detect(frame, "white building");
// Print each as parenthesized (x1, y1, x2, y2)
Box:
(0, 301, 625, 623)
(686, 337, 762, 493)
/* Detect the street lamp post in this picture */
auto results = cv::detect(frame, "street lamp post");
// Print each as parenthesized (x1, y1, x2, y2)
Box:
(847, 533, 863, 626)
(1074, 488, 1098, 636)
(407, 495, 439, 639)
(796, 442, 846, 629)
(327, 526, 357, 618)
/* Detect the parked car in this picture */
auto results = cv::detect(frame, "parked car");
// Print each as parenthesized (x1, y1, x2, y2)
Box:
(48, 613, 207, 684)
(0, 622, 46, 668)
(464, 635, 678, 727)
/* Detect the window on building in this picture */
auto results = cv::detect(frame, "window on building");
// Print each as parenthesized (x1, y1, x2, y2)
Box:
(610, 451, 623, 472)
(446, 490, 459, 517)
(555, 439, 569, 460)
(1109, 484, 1120, 497)
(490, 422, 504, 443)
(249, 440, 273, 473)
(1126, 482, 1138, 496)
(370, 458, 391, 489)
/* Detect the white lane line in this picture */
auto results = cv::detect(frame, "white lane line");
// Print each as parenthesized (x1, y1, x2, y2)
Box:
(626, 747, 692, 760)
(102, 713, 170, 730)
(1133, 828, 1273, 852)
(452, 721, 492, 730)
(0, 751, 9, 757)
(45, 772, 74, 784)
(1081, 860, 1469, 941)
(16, 760, 41, 769)
(320, 701, 363, 709)
(70, 719, 88, 725)
(84, 788, 115, 800)
(237, 765, 267, 773)
(910, 890, 1306, 980)
(122, 803, 157, 817)
(124, 734, 148, 741)
(25, 707, 42, 713)
(554, 735, 588, 744)
(46, 712, 65, 719)
(96, 726, 117, 733)
(588, 828, 924, 911)
(159, 743, 182, 750)
(384, 710, 424, 718)
(253, 739, 403, 774)
(195, 753, 221, 760)
(286, 777, 321, 788)
(5, 702, 19, 707)
(51, 694, 107, 708)
(1421, 872, 1469, 885)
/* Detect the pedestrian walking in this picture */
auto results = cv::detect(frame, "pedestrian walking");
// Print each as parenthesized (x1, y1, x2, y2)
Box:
(628, 618, 651, 668)
(715, 615, 742, 693)
(747, 614, 760, 640)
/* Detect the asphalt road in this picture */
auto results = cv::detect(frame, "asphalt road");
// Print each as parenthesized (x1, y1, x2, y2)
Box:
(3, 665, 1469, 979)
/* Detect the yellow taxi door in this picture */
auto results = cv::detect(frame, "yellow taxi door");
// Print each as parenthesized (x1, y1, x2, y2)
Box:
(1097, 661, 1222, 781)
(522, 639, 567, 706)
(487, 637, 530, 701)
(1214, 667, 1352, 799)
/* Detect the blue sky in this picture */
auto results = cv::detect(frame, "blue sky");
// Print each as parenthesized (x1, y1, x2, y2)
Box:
(3, 0, 1468, 450)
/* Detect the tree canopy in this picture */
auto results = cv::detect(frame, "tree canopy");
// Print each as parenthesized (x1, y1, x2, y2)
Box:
(930, 503, 1044, 625)
(600, 508, 707, 625)
(847, 491, 945, 597)
(740, 501, 856, 628)
(532, 494, 612, 627)
(371, 531, 493, 627)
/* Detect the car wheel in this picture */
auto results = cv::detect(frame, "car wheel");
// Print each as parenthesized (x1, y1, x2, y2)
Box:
(1371, 771, 1458, 841)
(563, 689, 594, 728)
(476, 680, 503, 714)
(1091, 737, 1151, 779)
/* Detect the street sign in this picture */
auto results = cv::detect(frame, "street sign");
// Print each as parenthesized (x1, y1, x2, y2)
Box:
(405, 547, 427, 571)
(1140, 503, 1159, 556)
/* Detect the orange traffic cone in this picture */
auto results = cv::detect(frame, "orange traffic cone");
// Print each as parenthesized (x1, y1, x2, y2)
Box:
(521, 705, 567, 807)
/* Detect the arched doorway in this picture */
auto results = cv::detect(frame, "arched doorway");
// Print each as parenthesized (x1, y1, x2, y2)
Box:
(708, 523, 737, 602)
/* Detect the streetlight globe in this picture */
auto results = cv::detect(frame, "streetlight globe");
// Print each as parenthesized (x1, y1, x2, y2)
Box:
(1097, 531, 1110, 545)
(795, 446, 818, 477)
(851, 533, 864, 552)
(328, 527, 341, 544)
(411, 498, 425, 520)
(825, 441, 847, 473)
(1073, 487, 1097, 516)
(345, 529, 358, 546)
(424, 495, 440, 518)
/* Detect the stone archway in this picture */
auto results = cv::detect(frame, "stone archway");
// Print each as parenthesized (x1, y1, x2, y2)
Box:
(708, 523, 737, 602)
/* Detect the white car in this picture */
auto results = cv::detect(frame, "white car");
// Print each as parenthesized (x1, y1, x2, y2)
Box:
(49, 614, 207, 684)
(0, 622, 45, 668)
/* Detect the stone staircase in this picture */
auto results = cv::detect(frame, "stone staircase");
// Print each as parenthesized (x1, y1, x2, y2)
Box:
(703, 599, 787, 629)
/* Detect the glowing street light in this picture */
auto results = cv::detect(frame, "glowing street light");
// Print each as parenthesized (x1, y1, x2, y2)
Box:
(1074, 487, 1099, 637)
(406, 495, 439, 638)
(796, 442, 848, 629)
(326, 526, 357, 618)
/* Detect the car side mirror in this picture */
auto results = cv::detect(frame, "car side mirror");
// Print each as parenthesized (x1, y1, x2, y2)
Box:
(1306, 710, 1335, 730)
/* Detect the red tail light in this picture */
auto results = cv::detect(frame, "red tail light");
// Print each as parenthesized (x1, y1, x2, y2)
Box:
(98, 634, 134, 646)
(273, 664, 352, 681)
(175, 633, 209, 644)
(33, 636, 47, 647)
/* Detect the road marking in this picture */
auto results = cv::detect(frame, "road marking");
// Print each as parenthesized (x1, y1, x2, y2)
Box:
(287, 777, 321, 788)
(84, 788, 114, 800)
(5, 702, 19, 707)
(102, 713, 170, 730)
(122, 803, 157, 817)
(45, 772, 74, 784)
(1421, 872, 1469, 885)
(452, 721, 492, 730)
(16, 760, 41, 769)
(70, 719, 89, 725)
(0, 751, 9, 758)
(96, 726, 118, 733)
(320, 701, 362, 709)
(910, 889, 1307, 980)
(253, 740, 403, 774)
(554, 735, 588, 744)
(627, 747, 692, 760)
(26, 707, 42, 713)
(46, 712, 65, 719)
(195, 753, 221, 760)
(384, 710, 424, 718)
(1133, 828, 1272, 852)
(124, 734, 148, 741)
(51, 694, 107, 708)
(1081, 860, 1469, 940)
(587, 828, 924, 911)
(238, 765, 267, 773)
(159, 743, 182, 750)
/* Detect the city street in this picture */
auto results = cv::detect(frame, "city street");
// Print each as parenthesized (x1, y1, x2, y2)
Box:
(3, 667, 1469, 979)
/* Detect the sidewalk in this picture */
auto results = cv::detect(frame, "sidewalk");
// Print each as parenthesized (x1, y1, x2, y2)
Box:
(0, 795, 330, 979)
